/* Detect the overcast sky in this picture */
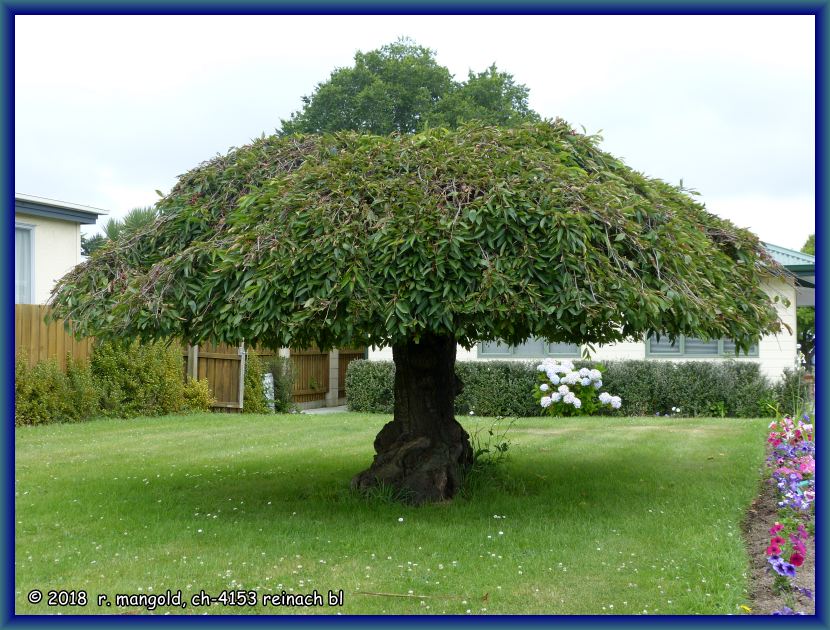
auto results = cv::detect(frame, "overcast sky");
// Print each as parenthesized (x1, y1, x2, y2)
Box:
(15, 14, 815, 250)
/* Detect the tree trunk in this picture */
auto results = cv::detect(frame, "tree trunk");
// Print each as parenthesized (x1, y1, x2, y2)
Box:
(351, 333, 473, 504)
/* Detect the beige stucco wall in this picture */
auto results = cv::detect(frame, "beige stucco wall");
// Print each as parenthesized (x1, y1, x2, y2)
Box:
(15, 212, 81, 304)
(368, 278, 799, 382)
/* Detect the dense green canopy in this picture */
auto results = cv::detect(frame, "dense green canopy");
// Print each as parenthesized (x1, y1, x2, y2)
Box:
(51, 120, 786, 353)
(279, 39, 538, 135)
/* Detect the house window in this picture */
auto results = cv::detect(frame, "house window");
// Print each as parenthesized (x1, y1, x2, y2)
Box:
(15, 224, 34, 304)
(479, 337, 580, 358)
(646, 334, 758, 357)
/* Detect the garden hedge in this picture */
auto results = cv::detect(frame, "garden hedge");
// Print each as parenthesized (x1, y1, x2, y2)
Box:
(15, 341, 216, 426)
(345, 358, 801, 418)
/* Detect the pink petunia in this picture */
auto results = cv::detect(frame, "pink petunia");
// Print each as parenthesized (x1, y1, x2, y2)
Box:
(766, 545, 782, 556)
(770, 536, 786, 546)
(789, 552, 804, 567)
(797, 457, 815, 475)
(769, 523, 784, 535)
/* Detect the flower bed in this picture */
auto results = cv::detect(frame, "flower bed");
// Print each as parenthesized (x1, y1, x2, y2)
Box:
(762, 415, 815, 615)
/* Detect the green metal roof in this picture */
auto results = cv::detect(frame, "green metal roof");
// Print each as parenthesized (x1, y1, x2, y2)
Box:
(763, 242, 815, 270)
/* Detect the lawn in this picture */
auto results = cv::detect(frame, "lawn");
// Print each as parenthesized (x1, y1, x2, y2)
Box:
(15, 412, 768, 615)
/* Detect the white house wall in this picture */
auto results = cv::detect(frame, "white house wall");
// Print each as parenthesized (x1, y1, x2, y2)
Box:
(15, 212, 81, 304)
(368, 279, 798, 382)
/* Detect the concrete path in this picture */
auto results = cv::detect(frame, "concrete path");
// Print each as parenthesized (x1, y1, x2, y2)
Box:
(301, 405, 348, 414)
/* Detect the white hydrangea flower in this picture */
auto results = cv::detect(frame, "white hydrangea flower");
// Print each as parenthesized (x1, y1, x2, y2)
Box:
(581, 377, 592, 386)
(558, 385, 570, 395)
(551, 392, 562, 402)
(598, 392, 612, 404)
(593, 380, 602, 389)
(540, 396, 552, 408)
(537, 364, 547, 372)
(550, 374, 560, 385)
(563, 392, 576, 404)
(579, 367, 590, 377)
(611, 396, 622, 409)
(563, 372, 580, 385)
(539, 383, 550, 392)
(589, 369, 602, 381)
(573, 398, 582, 409)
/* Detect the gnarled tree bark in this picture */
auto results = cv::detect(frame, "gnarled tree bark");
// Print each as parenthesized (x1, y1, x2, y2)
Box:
(351, 333, 473, 504)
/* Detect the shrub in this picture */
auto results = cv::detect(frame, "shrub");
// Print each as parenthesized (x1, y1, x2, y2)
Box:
(721, 361, 775, 417)
(533, 360, 621, 416)
(262, 355, 296, 413)
(182, 377, 215, 412)
(345, 360, 395, 413)
(599, 361, 657, 416)
(15, 354, 74, 426)
(243, 351, 268, 413)
(346, 358, 777, 418)
(456, 361, 540, 417)
(64, 356, 100, 420)
(774, 368, 811, 417)
(91, 340, 185, 418)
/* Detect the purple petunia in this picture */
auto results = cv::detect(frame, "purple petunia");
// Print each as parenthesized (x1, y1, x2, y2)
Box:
(767, 555, 797, 578)
(772, 606, 805, 615)
(794, 586, 814, 601)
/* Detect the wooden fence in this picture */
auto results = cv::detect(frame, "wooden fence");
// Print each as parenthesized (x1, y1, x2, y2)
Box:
(15, 304, 362, 409)
(290, 349, 330, 404)
(14, 304, 93, 371)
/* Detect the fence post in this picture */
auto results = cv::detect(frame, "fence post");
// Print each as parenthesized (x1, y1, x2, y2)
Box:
(238, 343, 247, 410)
(186, 344, 200, 380)
(326, 348, 340, 407)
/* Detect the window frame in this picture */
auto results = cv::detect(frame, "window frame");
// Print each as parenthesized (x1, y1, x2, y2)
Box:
(15, 222, 35, 305)
(645, 334, 759, 358)
(478, 338, 581, 359)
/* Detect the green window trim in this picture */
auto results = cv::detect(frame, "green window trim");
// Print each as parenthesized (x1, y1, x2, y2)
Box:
(645, 335, 759, 358)
(478, 338, 581, 359)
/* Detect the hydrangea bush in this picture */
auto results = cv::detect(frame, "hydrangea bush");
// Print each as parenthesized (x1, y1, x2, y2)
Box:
(534, 359, 621, 416)
(764, 415, 815, 615)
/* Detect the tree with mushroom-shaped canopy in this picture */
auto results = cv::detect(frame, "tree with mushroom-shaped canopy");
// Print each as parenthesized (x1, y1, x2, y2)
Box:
(50, 120, 788, 504)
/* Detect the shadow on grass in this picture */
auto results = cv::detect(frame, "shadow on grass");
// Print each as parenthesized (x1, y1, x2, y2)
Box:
(100, 445, 716, 529)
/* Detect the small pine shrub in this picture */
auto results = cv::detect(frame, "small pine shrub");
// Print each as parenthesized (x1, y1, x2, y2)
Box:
(91, 339, 185, 418)
(262, 355, 296, 412)
(243, 351, 268, 413)
(182, 377, 215, 412)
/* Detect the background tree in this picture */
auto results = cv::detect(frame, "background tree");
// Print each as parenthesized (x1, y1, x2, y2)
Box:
(50, 121, 787, 504)
(797, 233, 815, 371)
(81, 207, 158, 256)
(279, 39, 537, 135)
(802, 233, 814, 256)
(425, 64, 539, 129)
(81, 233, 106, 256)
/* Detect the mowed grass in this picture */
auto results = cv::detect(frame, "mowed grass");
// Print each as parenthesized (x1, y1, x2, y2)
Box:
(15, 412, 767, 615)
